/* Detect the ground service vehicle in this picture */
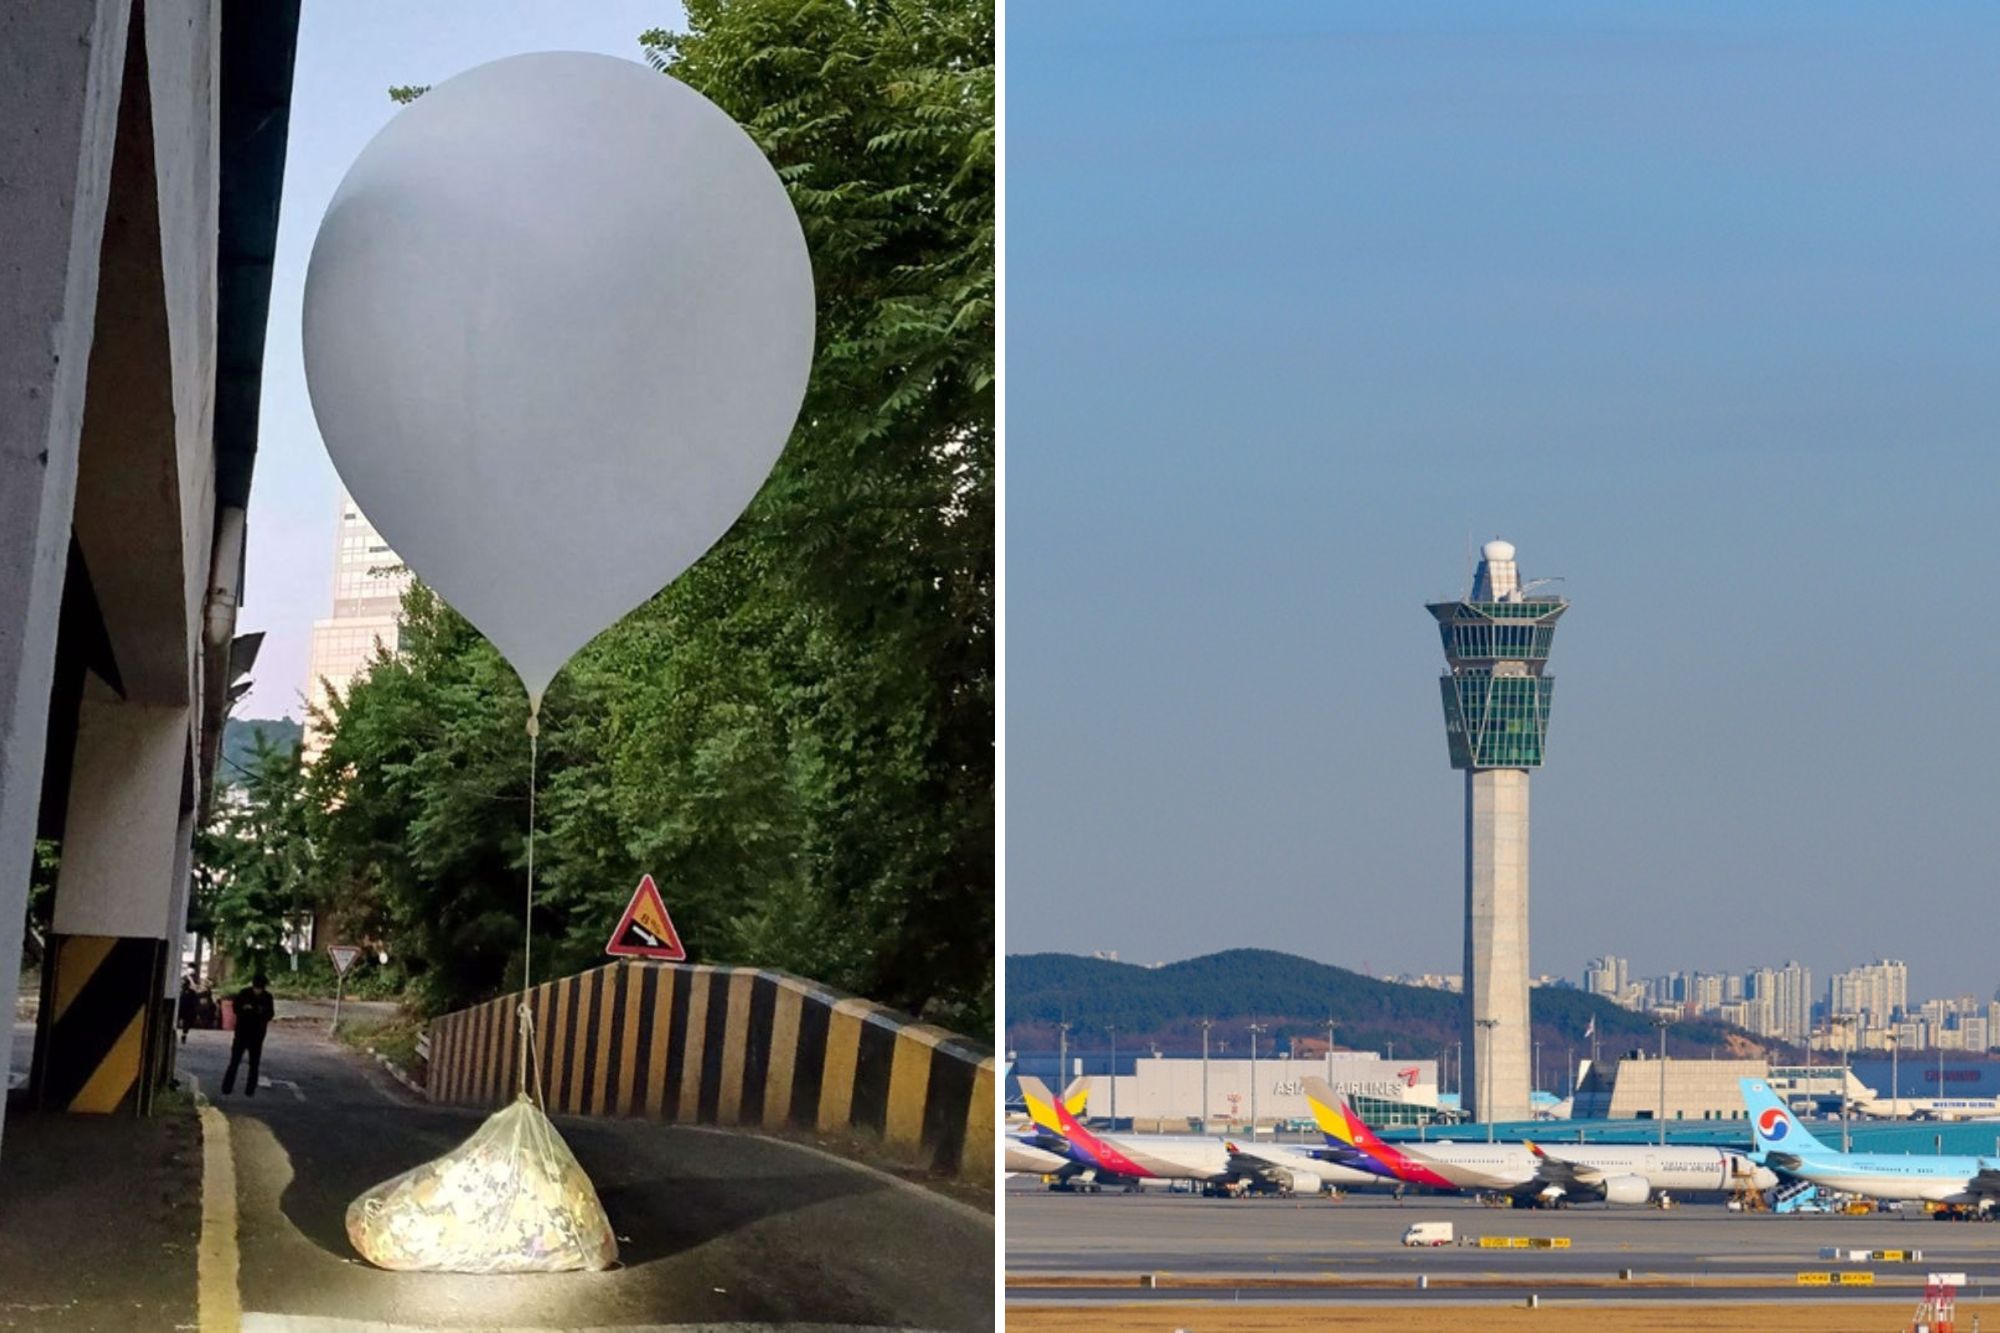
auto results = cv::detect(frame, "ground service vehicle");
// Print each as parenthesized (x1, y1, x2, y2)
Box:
(1402, 1222, 1453, 1247)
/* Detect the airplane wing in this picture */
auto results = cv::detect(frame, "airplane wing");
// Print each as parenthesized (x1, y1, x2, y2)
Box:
(1523, 1141, 1599, 1191)
(1223, 1142, 1323, 1189)
(1966, 1164, 2000, 1198)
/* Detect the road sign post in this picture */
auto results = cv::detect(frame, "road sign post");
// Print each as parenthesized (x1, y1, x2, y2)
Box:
(328, 945, 362, 1035)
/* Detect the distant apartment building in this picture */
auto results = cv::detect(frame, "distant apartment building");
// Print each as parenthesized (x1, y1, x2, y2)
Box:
(1583, 955, 1626, 1000)
(302, 488, 412, 758)
(1391, 973, 1463, 994)
(1763, 962, 1813, 1043)
(1829, 959, 1908, 1029)
(1691, 972, 1725, 1013)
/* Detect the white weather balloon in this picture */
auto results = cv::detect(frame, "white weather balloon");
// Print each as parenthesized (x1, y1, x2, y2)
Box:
(302, 52, 815, 705)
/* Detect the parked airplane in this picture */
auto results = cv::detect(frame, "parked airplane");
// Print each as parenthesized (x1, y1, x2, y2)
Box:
(1015, 1074, 1377, 1195)
(1305, 1076, 1774, 1205)
(1743, 1077, 2000, 1208)
(1006, 1078, 1092, 1176)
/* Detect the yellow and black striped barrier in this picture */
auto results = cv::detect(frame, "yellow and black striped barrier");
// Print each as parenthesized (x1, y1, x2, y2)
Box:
(32, 934, 170, 1113)
(1797, 1272, 1831, 1286)
(426, 961, 994, 1185)
(1839, 1272, 1875, 1286)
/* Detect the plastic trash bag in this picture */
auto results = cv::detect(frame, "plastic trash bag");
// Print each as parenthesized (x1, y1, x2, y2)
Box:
(347, 1096, 618, 1273)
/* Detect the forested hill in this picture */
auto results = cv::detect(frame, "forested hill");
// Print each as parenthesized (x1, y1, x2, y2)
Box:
(219, 717, 300, 786)
(1007, 949, 1773, 1064)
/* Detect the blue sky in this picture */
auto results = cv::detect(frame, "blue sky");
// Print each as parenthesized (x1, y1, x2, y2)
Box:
(238, 1, 678, 720)
(1005, 2, 2000, 999)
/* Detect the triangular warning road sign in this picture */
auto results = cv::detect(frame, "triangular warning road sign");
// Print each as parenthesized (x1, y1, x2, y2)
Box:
(605, 874, 687, 961)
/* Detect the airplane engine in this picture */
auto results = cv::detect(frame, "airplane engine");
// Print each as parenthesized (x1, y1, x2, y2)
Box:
(1284, 1171, 1323, 1197)
(1600, 1174, 1649, 1205)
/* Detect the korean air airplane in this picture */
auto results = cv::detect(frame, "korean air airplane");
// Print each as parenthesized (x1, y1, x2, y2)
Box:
(1742, 1077, 2000, 1208)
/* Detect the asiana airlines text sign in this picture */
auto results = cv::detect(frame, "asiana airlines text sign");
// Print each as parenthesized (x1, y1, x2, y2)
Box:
(1106, 1055, 1441, 1122)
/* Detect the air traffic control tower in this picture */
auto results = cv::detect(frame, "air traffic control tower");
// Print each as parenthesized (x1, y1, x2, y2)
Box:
(1427, 540, 1566, 1123)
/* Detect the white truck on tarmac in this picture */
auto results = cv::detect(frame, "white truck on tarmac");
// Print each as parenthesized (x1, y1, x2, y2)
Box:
(1402, 1222, 1453, 1247)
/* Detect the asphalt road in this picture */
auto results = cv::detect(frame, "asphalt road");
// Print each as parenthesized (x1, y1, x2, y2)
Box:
(180, 1021, 993, 1330)
(1007, 1187, 2000, 1300)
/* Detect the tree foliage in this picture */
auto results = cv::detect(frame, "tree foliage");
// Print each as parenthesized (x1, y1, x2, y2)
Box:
(273, 0, 993, 1034)
(198, 730, 313, 970)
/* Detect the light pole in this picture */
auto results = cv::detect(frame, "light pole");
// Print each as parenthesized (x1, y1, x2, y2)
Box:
(1200, 1017, 1213, 1131)
(1475, 1017, 1499, 1142)
(1831, 1014, 1854, 1152)
(1057, 1019, 1071, 1092)
(1248, 1022, 1267, 1133)
(1325, 1016, 1337, 1085)
(1805, 1024, 1815, 1113)
(1652, 1013, 1675, 1147)
(1454, 1040, 1463, 1101)
(1534, 1041, 1542, 1099)
(1886, 1029, 1901, 1122)
(1106, 1024, 1119, 1128)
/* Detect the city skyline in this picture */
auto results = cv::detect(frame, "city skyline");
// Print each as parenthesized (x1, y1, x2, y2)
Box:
(1029, 940, 1997, 1039)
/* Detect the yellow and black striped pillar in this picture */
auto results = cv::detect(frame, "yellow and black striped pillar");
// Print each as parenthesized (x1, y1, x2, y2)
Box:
(32, 933, 169, 1114)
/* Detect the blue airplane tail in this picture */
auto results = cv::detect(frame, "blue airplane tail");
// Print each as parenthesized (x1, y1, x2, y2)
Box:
(1740, 1077, 1832, 1157)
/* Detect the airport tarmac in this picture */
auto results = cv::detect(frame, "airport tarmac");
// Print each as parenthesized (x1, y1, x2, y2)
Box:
(1007, 1186, 2000, 1308)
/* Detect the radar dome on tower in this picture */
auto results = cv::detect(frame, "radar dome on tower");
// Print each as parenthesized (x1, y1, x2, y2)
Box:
(1482, 539, 1516, 563)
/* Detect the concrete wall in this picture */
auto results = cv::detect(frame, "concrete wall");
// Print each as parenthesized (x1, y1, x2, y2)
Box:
(1, 0, 238, 1141)
(1464, 767, 1533, 1121)
(428, 961, 995, 1187)
(1080, 1055, 1440, 1126)
(0, 0, 136, 1157)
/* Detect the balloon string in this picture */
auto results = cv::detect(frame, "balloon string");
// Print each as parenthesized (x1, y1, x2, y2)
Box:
(521, 700, 540, 1103)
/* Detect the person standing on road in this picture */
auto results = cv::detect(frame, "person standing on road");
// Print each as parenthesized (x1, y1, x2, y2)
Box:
(177, 971, 200, 1044)
(222, 972, 276, 1096)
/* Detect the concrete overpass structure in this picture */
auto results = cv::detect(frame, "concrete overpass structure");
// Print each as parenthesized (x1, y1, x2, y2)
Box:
(1, 0, 299, 1154)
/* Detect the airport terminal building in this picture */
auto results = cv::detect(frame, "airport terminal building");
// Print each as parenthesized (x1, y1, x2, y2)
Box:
(1086, 1053, 1444, 1130)
(1571, 1055, 1772, 1121)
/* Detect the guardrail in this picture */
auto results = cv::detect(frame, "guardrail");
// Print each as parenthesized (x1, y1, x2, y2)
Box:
(425, 960, 993, 1185)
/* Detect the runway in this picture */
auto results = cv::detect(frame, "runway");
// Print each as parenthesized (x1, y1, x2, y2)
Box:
(1007, 1185, 2000, 1307)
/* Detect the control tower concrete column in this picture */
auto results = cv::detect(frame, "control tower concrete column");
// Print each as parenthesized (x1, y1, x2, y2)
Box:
(1465, 768, 1530, 1121)
(1428, 541, 1566, 1124)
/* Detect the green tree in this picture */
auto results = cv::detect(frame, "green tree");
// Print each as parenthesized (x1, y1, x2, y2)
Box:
(642, 0, 994, 1029)
(202, 730, 313, 970)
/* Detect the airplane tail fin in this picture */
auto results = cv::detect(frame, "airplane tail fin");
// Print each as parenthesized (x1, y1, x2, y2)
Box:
(1060, 1076, 1089, 1118)
(1301, 1075, 1357, 1145)
(1304, 1075, 1392, 1151)
(1740, 1077, 1831, 1156)
(1017, 1075, 1067, 1135)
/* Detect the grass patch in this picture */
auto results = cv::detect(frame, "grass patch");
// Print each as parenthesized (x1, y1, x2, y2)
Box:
(334, 1008, 426, 1084)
